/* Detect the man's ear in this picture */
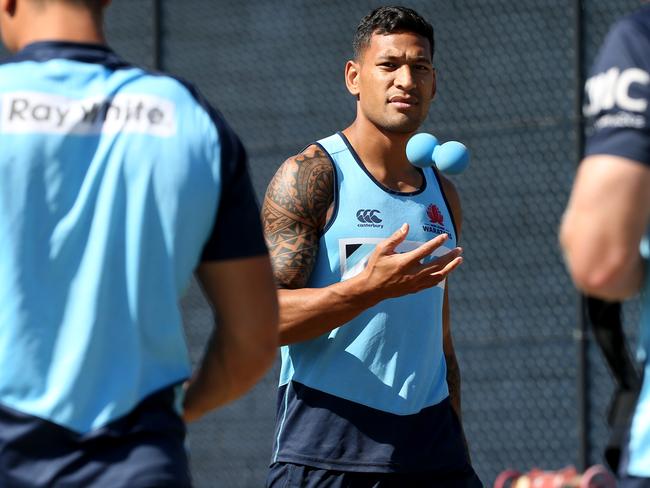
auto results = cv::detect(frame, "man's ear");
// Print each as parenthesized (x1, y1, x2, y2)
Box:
(344, 60, 361, 97)
(0, 0, 18, 53)
(1, 0, 17, 16)
(431, 68, 437, 100)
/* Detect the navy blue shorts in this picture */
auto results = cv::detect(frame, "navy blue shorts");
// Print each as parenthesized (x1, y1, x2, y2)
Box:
(0, 387, 191, 488)
(620, 476, 650, 488)
(267, 462, 483, 488)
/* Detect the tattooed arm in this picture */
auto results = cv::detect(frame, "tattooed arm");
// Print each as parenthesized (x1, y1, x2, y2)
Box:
(443, 284, 471, 459)
(443, 286, 462, 419)
(263, 145, 333, 289)
(439, 175, 464, 419)
(439, 175, 470, 456)
(262, 145, 377, 345)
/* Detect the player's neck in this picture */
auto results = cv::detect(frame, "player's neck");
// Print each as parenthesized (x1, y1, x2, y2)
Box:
(12, 6, 106, 51)
(342, 119, 415, 171)
(342, 120, 423, 191)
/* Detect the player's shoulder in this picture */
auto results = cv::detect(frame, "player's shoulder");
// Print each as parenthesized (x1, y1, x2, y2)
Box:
(289, 143, 332, 163)
(439, 172, 460, 204)
(267, 143, 335, 222)
(617, 5, 650, 34)
(125, 67, 222, 124)
(150, 71, 242, 148)
(437, 172, 463, 233)
(600, 6, 650, 61)
(278, 143, 335, 179)
(141, 71, 216, 116)
(438, 173, 460, 206)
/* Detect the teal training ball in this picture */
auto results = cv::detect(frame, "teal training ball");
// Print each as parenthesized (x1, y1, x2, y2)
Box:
(406, 133, 439, 168)
(432, 141, 469, 175)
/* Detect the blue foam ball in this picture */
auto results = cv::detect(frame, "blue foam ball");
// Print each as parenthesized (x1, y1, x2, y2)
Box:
(433, 141, 469, 175)
(406, 133, 439, 168)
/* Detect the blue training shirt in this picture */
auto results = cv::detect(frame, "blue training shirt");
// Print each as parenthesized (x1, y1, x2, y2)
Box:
(0, 42, 266, 436)
(583, 6, 650, 477)
(272, 133, 472, 473)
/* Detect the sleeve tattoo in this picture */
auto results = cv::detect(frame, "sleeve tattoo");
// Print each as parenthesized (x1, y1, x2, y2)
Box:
(262, 149, 334, 289)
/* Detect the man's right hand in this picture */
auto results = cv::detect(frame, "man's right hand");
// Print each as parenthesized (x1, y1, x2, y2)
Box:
(359, 223, 463, 302)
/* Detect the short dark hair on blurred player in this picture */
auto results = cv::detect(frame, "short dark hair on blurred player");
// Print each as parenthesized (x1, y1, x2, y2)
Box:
(31, 0, 103, 14)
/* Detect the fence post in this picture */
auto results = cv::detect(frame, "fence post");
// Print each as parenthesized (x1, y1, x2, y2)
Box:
(152, 0, 163, 71)
(573, 0, 590, 472)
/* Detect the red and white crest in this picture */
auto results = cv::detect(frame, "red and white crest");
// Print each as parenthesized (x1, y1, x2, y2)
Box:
(426, 204, 444, 225)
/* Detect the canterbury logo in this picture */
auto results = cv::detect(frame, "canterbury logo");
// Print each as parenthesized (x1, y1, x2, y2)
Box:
(356, 209, 382, 224)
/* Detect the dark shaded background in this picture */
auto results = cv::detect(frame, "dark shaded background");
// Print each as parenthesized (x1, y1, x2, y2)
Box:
(1, 1, 644, 486)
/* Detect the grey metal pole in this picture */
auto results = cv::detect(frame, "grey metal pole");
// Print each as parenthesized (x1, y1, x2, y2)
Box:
(152, 0, 162, 71)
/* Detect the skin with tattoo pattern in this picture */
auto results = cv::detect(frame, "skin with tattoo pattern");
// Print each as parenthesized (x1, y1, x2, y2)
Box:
(263, 148, 334, 289)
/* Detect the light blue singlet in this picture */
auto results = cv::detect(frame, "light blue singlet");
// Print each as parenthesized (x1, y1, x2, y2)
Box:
(279, 132, 458, 416)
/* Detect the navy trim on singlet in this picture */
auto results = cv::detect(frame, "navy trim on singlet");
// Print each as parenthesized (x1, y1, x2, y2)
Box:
(336, 131, 427, 196)
(429, 166, 460, 240)
(1, 41, 131, 70)
(198, 125, 266, 261)
(271, 382, 471, 473)
(313, 141, 340, 237)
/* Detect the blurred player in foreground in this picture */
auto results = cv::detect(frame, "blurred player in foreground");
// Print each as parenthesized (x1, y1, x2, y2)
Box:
(0, 0, 278, 486)
(262, 5, 480, 487)
(560, 4, 650, 487)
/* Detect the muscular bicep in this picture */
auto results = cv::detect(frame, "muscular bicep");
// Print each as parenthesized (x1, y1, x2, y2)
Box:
(442, 283, 455, 358)
(196, 256, 278, 335)
(442, 283, 462, 418)
(262, 147, 334, 289)
(563, 155, 650, 260)
(561, 155, 650, 296)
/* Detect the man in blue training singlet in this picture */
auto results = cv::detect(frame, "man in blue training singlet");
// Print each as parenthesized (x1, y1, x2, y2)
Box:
(262, 6, 481, 487)
(561, 4, 650, 488)
(0, 1, 278, 487)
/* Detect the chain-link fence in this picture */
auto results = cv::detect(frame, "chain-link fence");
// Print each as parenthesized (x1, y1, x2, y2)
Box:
(1, 1, 644, 486)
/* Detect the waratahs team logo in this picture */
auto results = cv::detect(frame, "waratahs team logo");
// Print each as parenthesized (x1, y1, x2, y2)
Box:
(426, 204, 444, 225)
(423, 204, 448, 235)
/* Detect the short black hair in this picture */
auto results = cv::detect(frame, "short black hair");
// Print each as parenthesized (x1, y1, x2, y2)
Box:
(31, 0, 104, 14)
(353, 6, 434, 61)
